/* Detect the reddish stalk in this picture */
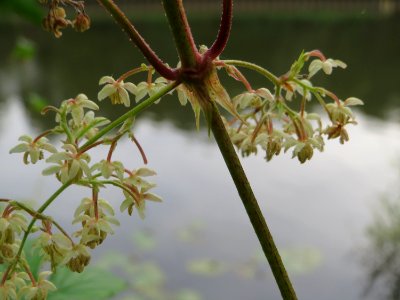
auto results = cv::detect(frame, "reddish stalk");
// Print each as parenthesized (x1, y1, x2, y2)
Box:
(131, 135, 148, 165)
(205, 0, 233, 61)
(0, 266, 11, 286)
(92, 187, 99, 220)
(107, 140, 118, 162)
(78, 140, 105, 156)
(117, 65, 149, 82)
(33, 130, 53, 143)
(23, 263, 37, 286)
(96, 0, 178, 80)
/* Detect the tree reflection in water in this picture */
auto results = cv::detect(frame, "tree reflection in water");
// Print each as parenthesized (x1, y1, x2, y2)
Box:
(363, 190, 400, 300)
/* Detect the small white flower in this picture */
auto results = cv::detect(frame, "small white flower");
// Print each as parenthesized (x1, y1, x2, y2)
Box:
(98, 76, 137, 107)
(309, 58, 347, 77)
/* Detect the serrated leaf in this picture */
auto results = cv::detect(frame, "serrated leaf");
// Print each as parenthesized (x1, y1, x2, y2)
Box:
(47, 267, 126, 300)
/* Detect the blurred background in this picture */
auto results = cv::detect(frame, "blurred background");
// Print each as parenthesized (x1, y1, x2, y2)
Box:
(1, 0, 400, 299)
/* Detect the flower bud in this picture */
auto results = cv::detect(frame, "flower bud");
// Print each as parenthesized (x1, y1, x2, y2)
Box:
(67, 252, 91, 273)
(297, 143, 313, 164)
(73, 13, 91, 32)
(266, 139, 281, 161)
(1, 244, 14, 259)
(85, 228, 107, 249)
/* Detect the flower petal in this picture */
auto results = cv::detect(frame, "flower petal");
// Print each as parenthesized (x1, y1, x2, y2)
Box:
(119, 87, 131, 107)
(99, 76, 115, 85)
(123, 82, 137, 95)
(98, 84, 117, 101)
(9, 143, 29, 154)
(344, 97, 364, 106)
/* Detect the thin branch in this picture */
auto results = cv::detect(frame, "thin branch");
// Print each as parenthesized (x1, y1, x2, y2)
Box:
(222, 59, 280, 86)
(117, 65, 149, 82)
(96, 0, 178, 80)
(80, 82, 180, 152)
(205, 0, 233, 60)
(131, 135, 148, 165)
(11, 180, 74, 273)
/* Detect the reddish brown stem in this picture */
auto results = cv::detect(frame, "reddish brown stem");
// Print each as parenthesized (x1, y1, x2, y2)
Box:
(124, 168, 133, 176)
(33, 130, 53, 143)
(147, 67, 154, 85)
(230, 66, 253, 92)
(117, 65, 148, 82)
(23, 263, 37, 286)
(92, 187, 99, 220)
(78, 140, 104, 155)
(205, 0, 233, 61)
(107, 140, 118, 162)
(0, 266, 11, 286)
(131, 135, 148, 165)
(96, 0, 178, 80)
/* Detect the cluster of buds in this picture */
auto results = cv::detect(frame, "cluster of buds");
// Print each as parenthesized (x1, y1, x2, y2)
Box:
(0, 270, 56, 300)
(213, 50, 363, 163)
(0, 208, 27, 264)
(40, 0, 90, 38)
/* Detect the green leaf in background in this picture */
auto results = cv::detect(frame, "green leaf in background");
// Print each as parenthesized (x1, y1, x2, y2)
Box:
(11, 37, 37, 62)
(186, 259, 226, 277)
(176, 289, 202, 300)
(280, 246, 323, 275)
(132, 229, 156, 252)
(177, 221, 205, 244)
(24, 239, 44, 279)
(47, 267, 127, 300)
(0, 0, 43, 24)
(28, 93, 49, 113)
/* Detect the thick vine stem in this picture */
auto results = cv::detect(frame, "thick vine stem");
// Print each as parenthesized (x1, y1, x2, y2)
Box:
(205, 0, 233, 61)
(96, 0, 178, 80)
(162, 0, 200, 69)
(194, 84, 297, 299)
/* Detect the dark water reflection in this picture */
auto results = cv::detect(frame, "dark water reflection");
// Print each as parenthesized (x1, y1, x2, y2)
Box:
(1, 14, 400, 300)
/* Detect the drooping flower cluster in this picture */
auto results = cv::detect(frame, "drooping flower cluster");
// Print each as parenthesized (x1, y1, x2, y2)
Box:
(208, 50, 363, 163)
(4, 76, 162, 295)
(41, 0, 91, 38)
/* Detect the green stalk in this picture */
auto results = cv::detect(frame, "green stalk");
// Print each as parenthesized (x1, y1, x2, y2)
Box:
(222, 59, 280, 86)
(13, 180, 73, 268)
(161, 0, 199, 68)
(80, 82, 179, 152)
(198, 89, 298, 299)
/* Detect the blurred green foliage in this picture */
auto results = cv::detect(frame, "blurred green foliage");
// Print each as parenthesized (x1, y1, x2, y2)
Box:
(0, 0, 43, 24)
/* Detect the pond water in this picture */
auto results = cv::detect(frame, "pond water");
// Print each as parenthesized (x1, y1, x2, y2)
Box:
(1, 13, 400, 300)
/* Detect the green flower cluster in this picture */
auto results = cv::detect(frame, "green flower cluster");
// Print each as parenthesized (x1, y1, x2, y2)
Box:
(214, 50, 363, 163)
(4, 76, 162, 296)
